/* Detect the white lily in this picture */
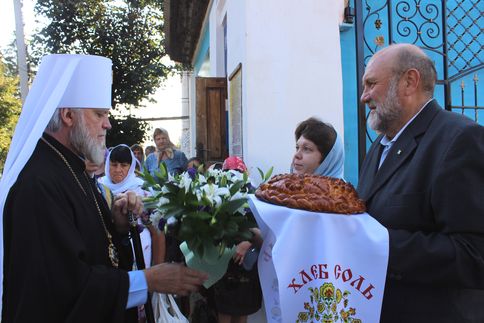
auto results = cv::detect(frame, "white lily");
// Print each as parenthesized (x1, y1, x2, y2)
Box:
(206, 168, 222, 178)
(201, 183, 230, 207)
(227, 169, 244, 181)
(230, 191, 248, 214)
(230, 191, 246, 201)
(157, 197, 170, 207)
(198, 174, 207, 185)
(149, 210, 163, 226)
(179, 172, 193, 193)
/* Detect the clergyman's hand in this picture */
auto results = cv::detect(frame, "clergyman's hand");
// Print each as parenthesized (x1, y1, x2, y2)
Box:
(144, 263, 208, 296)
(111, 191, 143, 233)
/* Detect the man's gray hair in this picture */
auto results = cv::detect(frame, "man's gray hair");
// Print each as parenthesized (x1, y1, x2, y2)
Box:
(393, 47, 437, 95)
(45, 108, 82, 132)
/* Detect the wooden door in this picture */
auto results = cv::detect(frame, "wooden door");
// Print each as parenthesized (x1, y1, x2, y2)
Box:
(195, 77, 228, 164)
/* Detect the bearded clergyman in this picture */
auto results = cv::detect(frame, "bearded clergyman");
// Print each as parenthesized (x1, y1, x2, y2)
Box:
(0, 54, 206, 323)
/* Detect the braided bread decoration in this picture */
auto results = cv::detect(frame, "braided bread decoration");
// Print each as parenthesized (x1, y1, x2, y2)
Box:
(255, 173, 366, 214)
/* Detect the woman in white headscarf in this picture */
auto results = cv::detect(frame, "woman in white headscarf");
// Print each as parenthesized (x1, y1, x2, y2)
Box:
(290, 117, 344, 179)
(100, 145, 145, 196)
(99, 144, 165, 267)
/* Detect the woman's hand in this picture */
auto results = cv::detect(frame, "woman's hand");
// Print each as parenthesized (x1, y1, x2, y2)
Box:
(233, 241, 252, 265)
(249, 228, 263, 249)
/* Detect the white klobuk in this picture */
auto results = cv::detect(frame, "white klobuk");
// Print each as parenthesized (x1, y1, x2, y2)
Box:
(0, 54, 113, 312)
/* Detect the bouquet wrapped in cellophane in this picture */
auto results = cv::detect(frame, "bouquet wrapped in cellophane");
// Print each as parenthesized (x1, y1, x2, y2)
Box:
(140, 163, 271, 286)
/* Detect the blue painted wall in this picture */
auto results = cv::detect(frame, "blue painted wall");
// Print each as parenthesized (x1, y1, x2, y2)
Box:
(340, 23, 359, 186)
(193, 25, 210, 75)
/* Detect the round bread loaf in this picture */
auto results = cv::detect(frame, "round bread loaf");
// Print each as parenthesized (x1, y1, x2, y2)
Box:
(255, 173, 366, 214)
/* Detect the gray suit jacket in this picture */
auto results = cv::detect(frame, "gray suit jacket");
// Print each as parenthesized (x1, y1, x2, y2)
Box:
(357, 100, 484, 322)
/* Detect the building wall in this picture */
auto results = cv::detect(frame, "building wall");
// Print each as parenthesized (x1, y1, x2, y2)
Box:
(189, 22, 211, 158)
(194, 0, 345, 180)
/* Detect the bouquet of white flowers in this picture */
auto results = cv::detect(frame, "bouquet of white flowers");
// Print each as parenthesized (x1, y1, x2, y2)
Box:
(140, 163, 272, 286)
(141, 163, 272, 260)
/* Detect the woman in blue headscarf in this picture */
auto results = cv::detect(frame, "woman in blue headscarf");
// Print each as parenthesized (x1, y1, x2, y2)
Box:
(291, 117, 344, 179)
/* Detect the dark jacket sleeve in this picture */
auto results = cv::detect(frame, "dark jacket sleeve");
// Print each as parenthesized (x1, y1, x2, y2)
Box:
(388, 124, 484, 288)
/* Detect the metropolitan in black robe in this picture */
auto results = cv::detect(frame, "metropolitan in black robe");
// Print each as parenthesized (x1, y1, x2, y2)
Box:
(3, 134, 137, 323)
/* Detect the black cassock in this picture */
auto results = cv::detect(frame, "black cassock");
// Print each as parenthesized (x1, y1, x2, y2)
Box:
(3, 134, 137, 323)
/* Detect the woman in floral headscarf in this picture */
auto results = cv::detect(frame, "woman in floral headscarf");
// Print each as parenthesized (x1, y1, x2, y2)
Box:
(145, 128, 188, 176)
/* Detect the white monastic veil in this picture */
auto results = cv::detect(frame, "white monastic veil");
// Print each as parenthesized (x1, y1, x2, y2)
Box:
(0, 54, 112, 312)
(99, 144, 145, 195)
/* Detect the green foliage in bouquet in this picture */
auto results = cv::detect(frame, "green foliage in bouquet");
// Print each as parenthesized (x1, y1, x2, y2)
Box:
(140, 163, 273, 259)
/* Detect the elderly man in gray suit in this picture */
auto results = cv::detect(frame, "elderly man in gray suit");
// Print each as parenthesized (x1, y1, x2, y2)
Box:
(357, 43, 484, 322)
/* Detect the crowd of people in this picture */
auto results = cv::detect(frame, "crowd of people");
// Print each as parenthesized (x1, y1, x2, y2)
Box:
(1, 43, 482, 323)
(97, 118, 345, 323)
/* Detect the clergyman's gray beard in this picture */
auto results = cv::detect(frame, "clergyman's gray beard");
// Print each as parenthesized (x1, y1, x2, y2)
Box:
(70, 115, 105, 165)
(367, 79, 401, 134)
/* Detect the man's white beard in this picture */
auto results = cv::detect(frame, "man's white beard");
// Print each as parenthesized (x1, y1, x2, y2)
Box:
(368, 78, 402, 134)
(70, 112, 106, 165)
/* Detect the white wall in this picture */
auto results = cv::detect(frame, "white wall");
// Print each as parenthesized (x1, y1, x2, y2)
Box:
(188, 72, 197, 157)
(209, 0, 344, 179)
(225, 0, 246, 77)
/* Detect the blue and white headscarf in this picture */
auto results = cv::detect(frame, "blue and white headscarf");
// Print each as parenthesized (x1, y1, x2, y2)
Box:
(290, 133, 345, 179)
(313, 133, 344, 179)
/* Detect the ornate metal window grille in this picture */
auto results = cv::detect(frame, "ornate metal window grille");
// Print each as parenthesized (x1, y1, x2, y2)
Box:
(355, 0, 483, 168)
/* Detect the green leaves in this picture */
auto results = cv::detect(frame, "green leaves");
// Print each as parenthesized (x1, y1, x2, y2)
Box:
(140, 167, 158, 187)
(219, 175, 228, 187)
(217, 198, 247, 216)
(106, 115, 150, 147)
(0, 59, 21, 173)
(228, 180, 244, 196)
(257, 166, 274, 183)
(142, 199, 160, 210)
(157, 162, 168, 181)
